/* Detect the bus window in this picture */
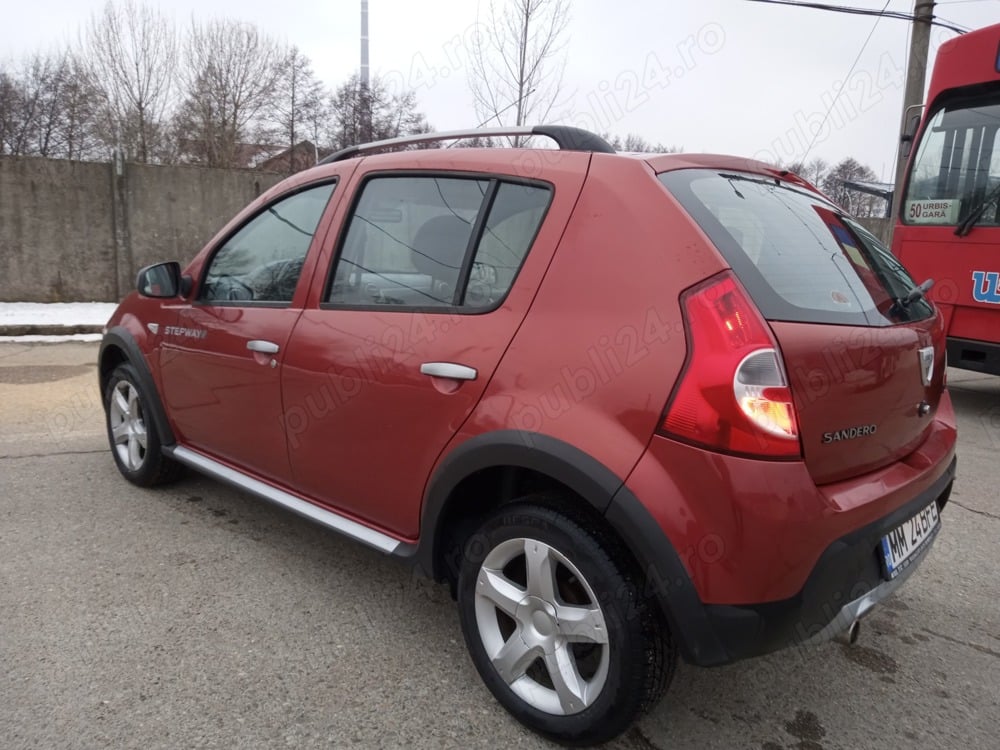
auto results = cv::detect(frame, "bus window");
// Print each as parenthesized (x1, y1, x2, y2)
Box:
(904, 95, 1000, 227)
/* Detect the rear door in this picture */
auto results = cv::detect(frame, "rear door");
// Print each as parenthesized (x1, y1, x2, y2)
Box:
(660, 170, 945, 485)
(282, 157, 589, 538)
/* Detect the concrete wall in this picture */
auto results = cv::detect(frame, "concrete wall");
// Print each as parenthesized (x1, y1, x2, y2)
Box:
(0, 156, 283, 302)
(0, 158, 118, 302)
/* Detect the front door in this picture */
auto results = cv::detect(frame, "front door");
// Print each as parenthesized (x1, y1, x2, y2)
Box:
(159, 181, 337, 482)
(282, 162, 587, 538)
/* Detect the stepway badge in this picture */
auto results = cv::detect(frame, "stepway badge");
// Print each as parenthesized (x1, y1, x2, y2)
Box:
(972, 271, 1000, 304)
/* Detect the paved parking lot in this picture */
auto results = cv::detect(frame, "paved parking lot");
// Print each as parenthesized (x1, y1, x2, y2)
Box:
(1, 341, 998, 749)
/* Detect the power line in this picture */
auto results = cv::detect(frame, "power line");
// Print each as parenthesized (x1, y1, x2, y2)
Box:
(799, 0, 892, 164)
(743, 0, 970, 33)
(936, 15, 976, 30)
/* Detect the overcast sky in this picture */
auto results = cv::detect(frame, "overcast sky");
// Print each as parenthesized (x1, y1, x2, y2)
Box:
(3, 0, 998, 178)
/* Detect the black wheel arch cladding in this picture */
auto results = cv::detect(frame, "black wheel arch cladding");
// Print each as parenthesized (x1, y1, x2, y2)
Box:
(99, 327, 176, 447)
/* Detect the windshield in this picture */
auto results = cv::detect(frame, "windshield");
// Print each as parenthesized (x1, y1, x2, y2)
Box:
(904, 93, 1000, 227)
(659, 170, 933, 326)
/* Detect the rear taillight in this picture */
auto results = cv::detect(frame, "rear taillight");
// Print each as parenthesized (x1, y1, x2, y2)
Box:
(661, 272, 801, 459)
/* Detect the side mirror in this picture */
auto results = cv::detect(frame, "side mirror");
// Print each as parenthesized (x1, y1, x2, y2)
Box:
(136, 261, 182, 298)
(899, 107, 924, 159)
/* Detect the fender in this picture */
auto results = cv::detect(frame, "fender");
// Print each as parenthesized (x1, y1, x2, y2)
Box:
(99, 326, 176, 447)
(605, 484, 732, 666)
(414, 429, 730, 665)
(415, 431, 623, 574)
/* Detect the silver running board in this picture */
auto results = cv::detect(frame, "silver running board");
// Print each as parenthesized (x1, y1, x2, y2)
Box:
(168, 446, 403, 554)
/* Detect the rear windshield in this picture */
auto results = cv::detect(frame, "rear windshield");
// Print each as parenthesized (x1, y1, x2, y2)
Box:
(659, 169, 933, 326)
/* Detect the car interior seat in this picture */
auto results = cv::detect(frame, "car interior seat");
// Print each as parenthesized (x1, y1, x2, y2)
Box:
(409, 214, 473, 305)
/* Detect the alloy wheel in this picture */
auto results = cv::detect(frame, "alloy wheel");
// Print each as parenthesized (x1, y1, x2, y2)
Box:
(109, 380, 148, 471)
(473, 537, 610, 716)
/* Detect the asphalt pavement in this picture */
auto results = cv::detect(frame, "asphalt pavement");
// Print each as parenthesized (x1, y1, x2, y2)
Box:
(1, 341, 997, 749)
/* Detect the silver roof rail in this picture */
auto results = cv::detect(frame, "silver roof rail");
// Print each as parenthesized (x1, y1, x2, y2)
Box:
(317, 125, 615, 164)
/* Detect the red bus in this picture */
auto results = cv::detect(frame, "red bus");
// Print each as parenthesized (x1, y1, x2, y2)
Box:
(894, 23, 1000, 375)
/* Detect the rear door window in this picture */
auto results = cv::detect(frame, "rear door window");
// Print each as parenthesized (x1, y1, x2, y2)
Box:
(658, 170, 933, 326)
(325, 175, 551, 310)
(467, 182, 550, 308)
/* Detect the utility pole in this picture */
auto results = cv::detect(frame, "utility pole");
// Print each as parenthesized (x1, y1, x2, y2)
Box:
(890, 0, 935, 229)
(360, 1, 372, 142)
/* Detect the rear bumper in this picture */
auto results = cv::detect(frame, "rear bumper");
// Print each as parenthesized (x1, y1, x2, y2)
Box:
(946, 336, 1000, 376)
(605, 403, 957, 667)
(699, 458, 954, 661)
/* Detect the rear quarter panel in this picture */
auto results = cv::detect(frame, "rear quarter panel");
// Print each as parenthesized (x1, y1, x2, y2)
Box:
(439, 155, 728, 488)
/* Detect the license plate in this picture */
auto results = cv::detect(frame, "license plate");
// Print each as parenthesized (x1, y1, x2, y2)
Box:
(880, 501, 941, 579)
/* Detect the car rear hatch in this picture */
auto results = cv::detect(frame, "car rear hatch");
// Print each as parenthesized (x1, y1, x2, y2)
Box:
(658, 169, 945, 485)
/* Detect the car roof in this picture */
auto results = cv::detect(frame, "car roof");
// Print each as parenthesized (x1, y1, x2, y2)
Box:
(269, 146, 817, 202)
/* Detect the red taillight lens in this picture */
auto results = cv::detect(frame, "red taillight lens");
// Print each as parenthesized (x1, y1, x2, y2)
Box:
(661, 272, 801, 459)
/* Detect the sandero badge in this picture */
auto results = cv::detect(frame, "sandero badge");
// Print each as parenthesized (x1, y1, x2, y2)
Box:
(822, 424, 878, 444)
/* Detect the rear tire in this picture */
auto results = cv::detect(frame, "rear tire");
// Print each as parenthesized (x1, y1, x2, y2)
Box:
(103, 363, 181, 487)
(456, 500, 675, 746)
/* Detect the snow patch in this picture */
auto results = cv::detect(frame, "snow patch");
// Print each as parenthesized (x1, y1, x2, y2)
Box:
(0, 302, 117, 327)
(0, 333, 104, 343)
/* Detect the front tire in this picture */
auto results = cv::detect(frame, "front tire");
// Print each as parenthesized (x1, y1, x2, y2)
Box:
(457, 500, 675, 745)
(103, 363, 180, 486)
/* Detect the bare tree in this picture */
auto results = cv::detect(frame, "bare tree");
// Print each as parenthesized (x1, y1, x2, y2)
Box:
(32, 54, 76, 157)
(270, 46, 327, 172)
(821, 157, 883, 217)
(0, 54, 62, 155)
(622, 133, 679, 153)
(595, 132, 680, 153)
(174, 19, 284, 167)
(57, 53, 103, 160)
(468, 0, 570, 140)
(325, 73, 430, 152)
(785, 157, 829, 187)
(0, 68, 20, 154)
(0, 62, 34, 155)
(82, 0, 177, 162)
(0, 51, 100, 159)
(452, 135, 499, 148)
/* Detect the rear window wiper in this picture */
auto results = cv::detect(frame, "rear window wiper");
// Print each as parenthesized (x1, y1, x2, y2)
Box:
(955, 182, 1000, 236)
(893, 278, 934, 311)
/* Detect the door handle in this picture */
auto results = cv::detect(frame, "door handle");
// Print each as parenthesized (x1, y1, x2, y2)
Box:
(247, 340, 280, 354)
(420, 362, 477, 381)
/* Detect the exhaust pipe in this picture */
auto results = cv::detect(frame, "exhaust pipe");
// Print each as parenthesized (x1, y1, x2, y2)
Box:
(834, 619, 861, 646)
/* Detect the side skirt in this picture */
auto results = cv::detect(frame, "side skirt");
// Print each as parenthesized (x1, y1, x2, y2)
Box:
(166, 445, 413, 556)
